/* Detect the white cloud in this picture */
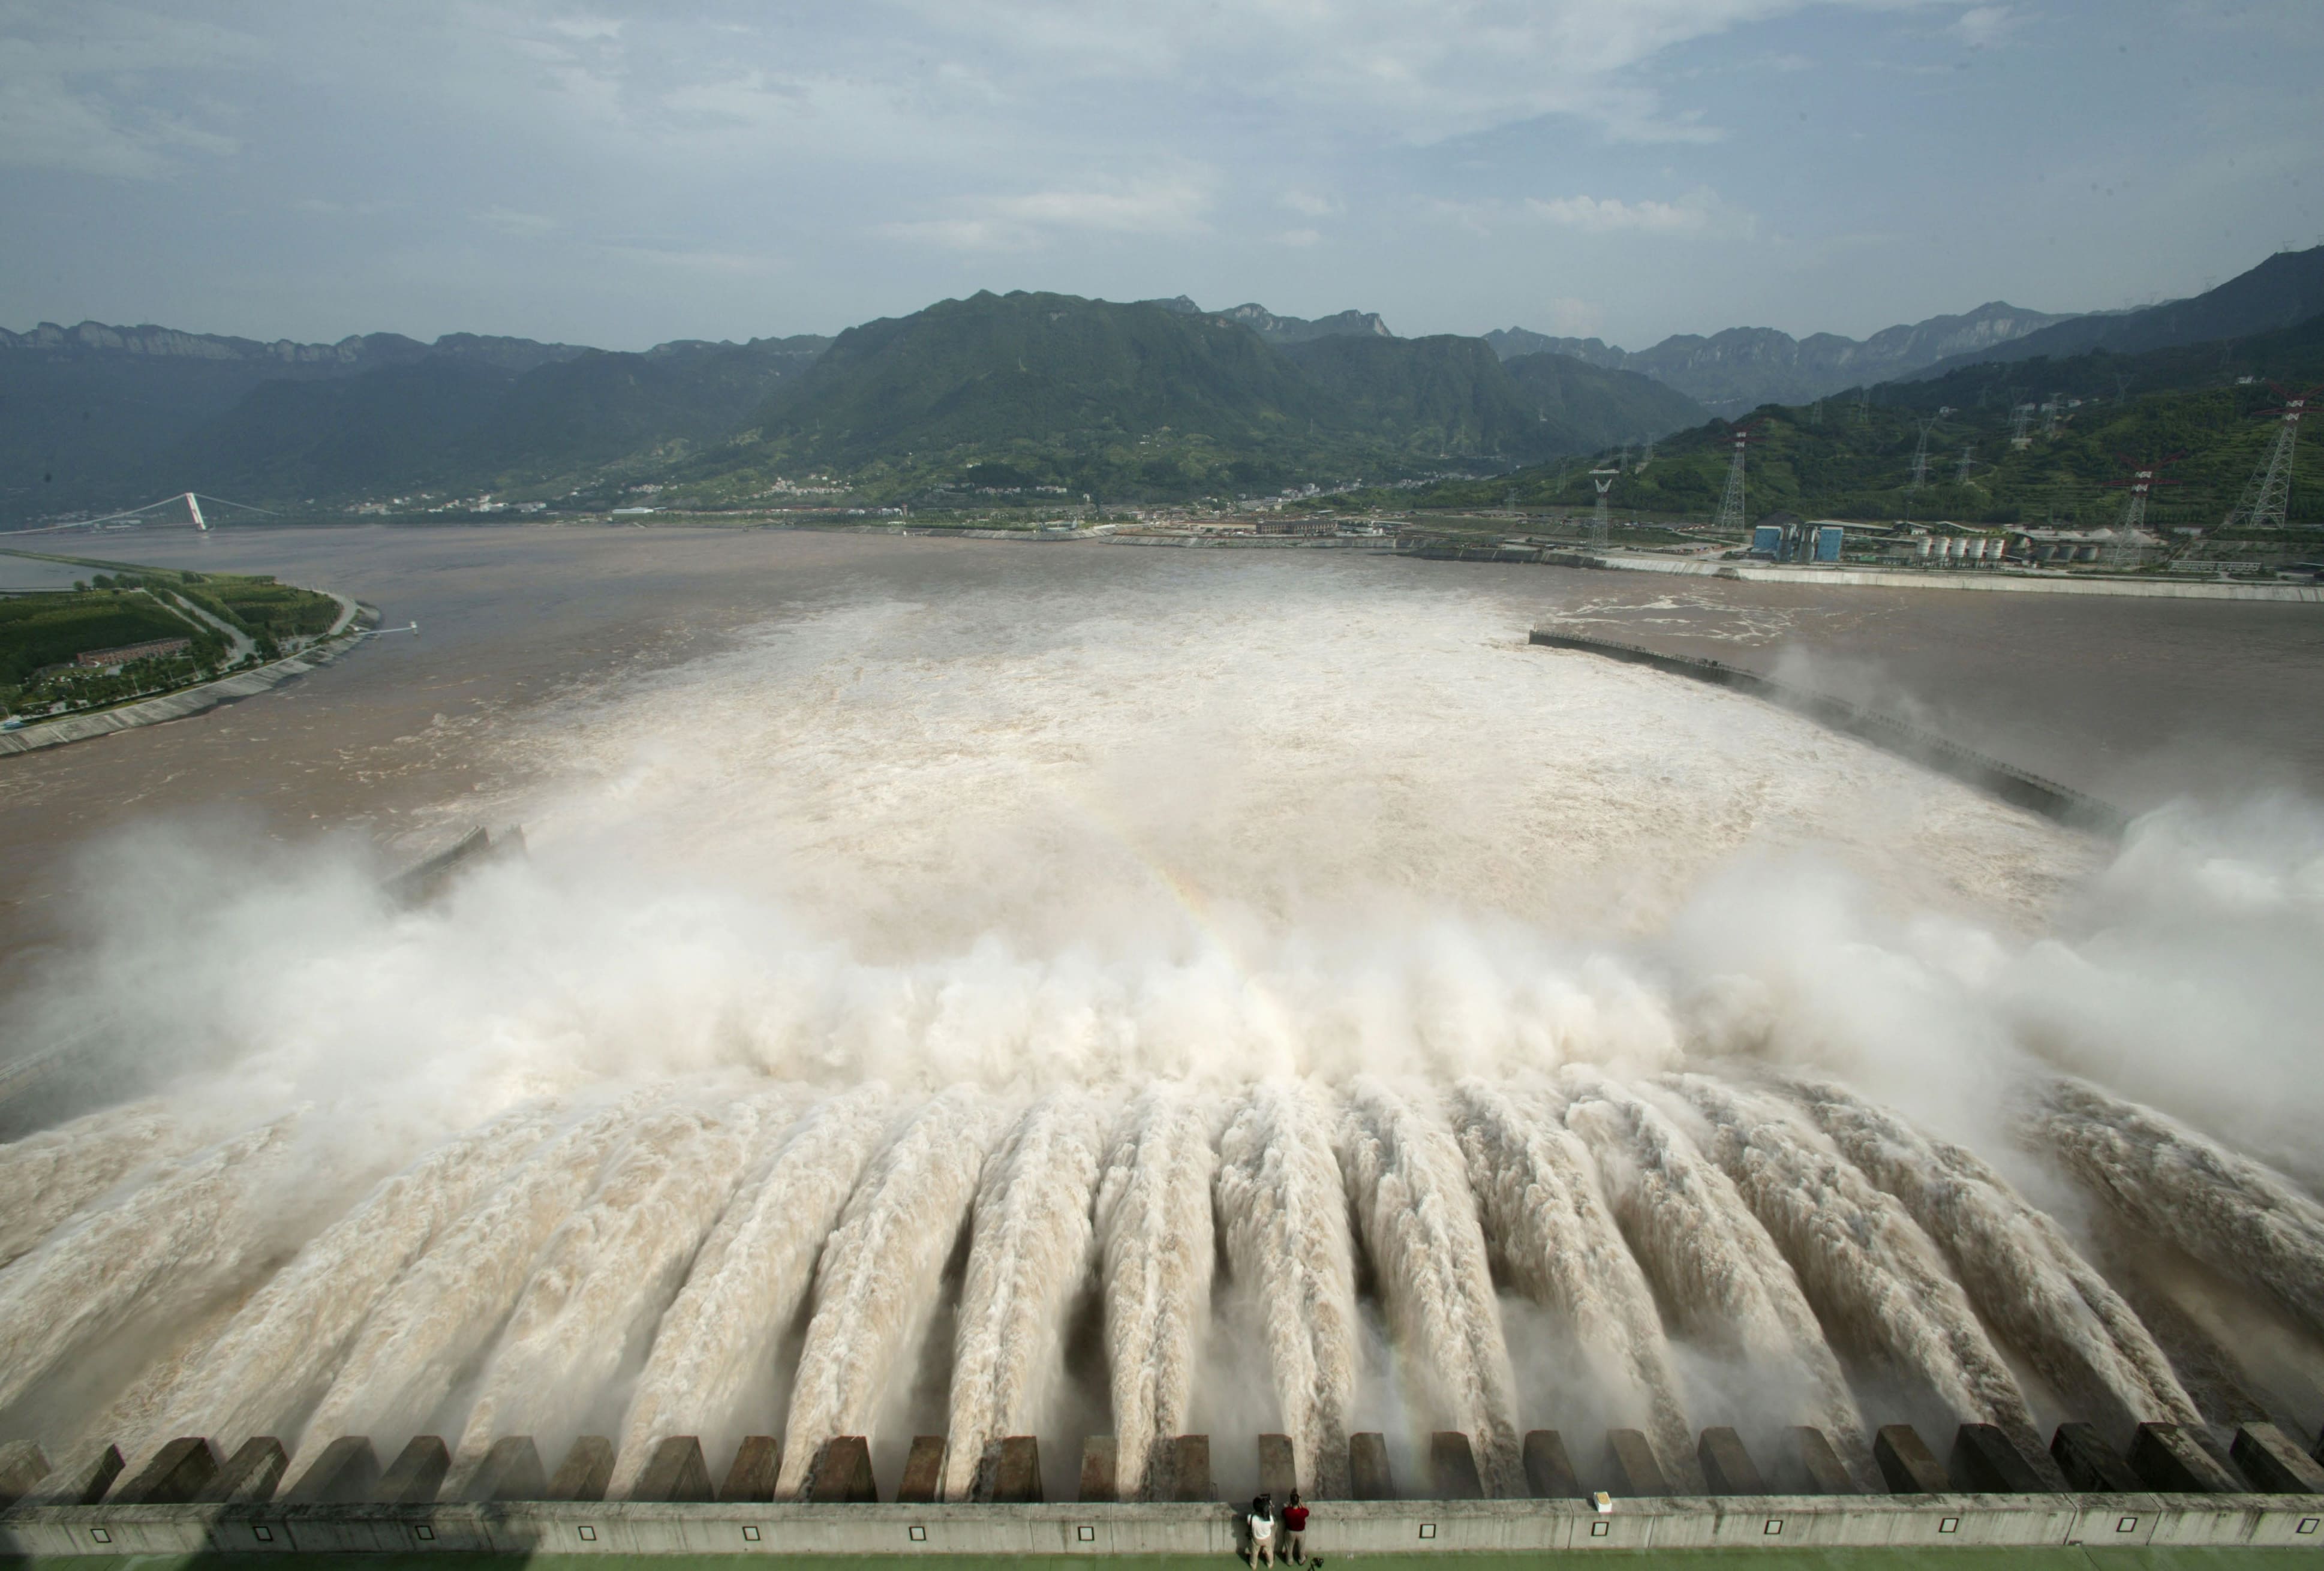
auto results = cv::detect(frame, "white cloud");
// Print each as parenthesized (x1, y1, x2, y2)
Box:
(1952, 5, 2019, 50)
(1546, 296, 1606, 336)
(0, 29, 248, 178)
(1530, 194, 1713, 234)
(479, 206, 558, 237)
(1274, 228, 1324, 247)
(1279, 188, 1339, 218)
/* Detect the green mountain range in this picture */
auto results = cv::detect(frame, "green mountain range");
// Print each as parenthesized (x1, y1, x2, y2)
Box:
(1407, 306, 2324, 531)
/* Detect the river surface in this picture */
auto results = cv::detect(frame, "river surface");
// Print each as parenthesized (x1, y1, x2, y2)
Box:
(1, 522, 2319, 986)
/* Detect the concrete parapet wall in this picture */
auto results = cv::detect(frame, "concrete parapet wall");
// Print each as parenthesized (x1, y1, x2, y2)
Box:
(5, 1493, 2322, 1557)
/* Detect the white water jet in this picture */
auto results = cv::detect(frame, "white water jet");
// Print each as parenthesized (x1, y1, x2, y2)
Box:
(1337, 1076, 1522, 1495)
(1452, 1077, 1692, 1479)
(1214, 1079, 1359, 1498)
(777, 1087, 1002, 1499)
(0, 1116, 305, 1416)
(2030, 1077, 2324, 1342)
(451, 1089, 787, 1473)
(133, 1099, 564, 1457)
(1095, 1084, 1217, 1500)
(1785, 1075, 2203, 1431)
(1667, 1075, 2042, 1460)
(290, 1093, 654, 1474)
(1557, 1066, 1871, 1482)
(940, 1091, 1107, 1501)
(609, 1085, 893, 1496)
(0, 1101, 200, 1269)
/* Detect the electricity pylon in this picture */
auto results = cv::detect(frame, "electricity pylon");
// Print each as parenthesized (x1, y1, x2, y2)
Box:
(2220, 383, 2316, 532)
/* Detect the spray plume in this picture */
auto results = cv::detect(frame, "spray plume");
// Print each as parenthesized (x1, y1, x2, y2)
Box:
(1666, 1075, 2042, 1461)
(1214, 1080, 1358, 1498)
(290, 1093, 656, 1474)
(1451, 1077, 1692, 1478)
(777, 1087, 1002, 1499)
(1337, 1076, 1522, 1495)
(450, 1090, 787, 1473)
(1095, 1085, 1217, 1500)
(1556, 1066, 1871, 1482)
(2029, 1077, 2324, 1342)
(131, 1100, 564, 1458)
(610, 1085, 892, 1495)
(0, 1101, 200, 1269)
(1783, 1075, 2202, 1431)
(940, 1092, 1107, 1501)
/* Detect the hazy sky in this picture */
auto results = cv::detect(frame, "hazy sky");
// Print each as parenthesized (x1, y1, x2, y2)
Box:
(5, 1, 2321, 351)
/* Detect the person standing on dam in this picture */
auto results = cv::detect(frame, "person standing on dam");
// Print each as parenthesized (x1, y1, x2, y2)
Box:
(1247, 1494, 1278, 1567)
(1281, 1492, 1309, 1563)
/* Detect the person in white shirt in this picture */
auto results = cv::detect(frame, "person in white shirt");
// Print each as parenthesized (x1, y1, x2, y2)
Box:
(1247, 1494, 1278, 1567)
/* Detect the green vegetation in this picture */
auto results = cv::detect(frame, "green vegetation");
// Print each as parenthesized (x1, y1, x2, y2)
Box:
(0, 550, 343, 719)
(667, 291, 1707, 505)
(1396, 312, 2324, 534)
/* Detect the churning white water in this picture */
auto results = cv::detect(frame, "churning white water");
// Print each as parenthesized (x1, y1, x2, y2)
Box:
(1, 556, 2320, 1497)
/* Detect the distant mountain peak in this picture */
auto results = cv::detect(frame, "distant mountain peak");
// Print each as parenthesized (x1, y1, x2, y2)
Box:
(1135, 296, 1393, 344)
(1486, 299, 2079, 414)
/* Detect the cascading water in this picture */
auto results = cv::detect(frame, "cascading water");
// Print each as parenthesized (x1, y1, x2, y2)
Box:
(0, 556, 2316, 1500)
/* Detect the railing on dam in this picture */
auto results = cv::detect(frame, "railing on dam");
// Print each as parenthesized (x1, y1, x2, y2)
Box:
(1528, 628, 2131, 835)
(5, 1419, 2320, 1557)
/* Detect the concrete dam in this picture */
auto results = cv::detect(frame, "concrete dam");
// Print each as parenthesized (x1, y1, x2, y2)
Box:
(2, 1069, 2323, 1554)
(3, 571, 2322, 1554)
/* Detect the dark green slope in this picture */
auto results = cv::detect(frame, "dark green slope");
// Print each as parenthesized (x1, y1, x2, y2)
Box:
(1914, 245, 2324, 376)
(1500, 352, 1709, 455)
(1274, 334, 1550, 458)
(706, 293, 1708, 499)
(751, 291, 1330, 460)
(1409, 311, 2324, 529)
(170, 360, 519, 499)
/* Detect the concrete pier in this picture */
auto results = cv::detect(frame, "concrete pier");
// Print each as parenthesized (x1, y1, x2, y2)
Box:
(465, 1437, 546, 1502)
(29, 1445, 123, 1507)
(1950, 1425, 2052, 1494)
(1523, 1431, 1580, 1499)
(1256, 1434, 1295, 1500)
(1606, 1429, 1671, 1496)
(972, 1438, 1039, 1504)
(378, 1438, 449, 1505)
(116, 1440, 218, 1506)
(284, 1438, 377, 1505)
(1163, 1435, 1209, 1503)
(1075, 1437, 1116, 1503)
(721, 1437, 780, 1502)
(803, 1437, 877, 1504)
(1700, 1428, 1766, 1495)
(896, 1437, 945, 1504)
(204, 1439, 287, 1504)
(2232, 1423, 2324, 1494)
(2132, 1423, 2244, 1494)
(2052, 1424, 2142, 1492)
(1787, 1428, 1857, 1495)
(548, 1437, 613, 1502)
(632, 1437, 712, 1503)
(1874, 1426, 1948, 1494)
(0, 1443, 48, 1507)
(1428, 1433, 1483, 1500)
(1348, 1433, 1393, 1500)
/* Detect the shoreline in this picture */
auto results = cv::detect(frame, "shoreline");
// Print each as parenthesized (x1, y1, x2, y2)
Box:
(0, 602, 380, 759)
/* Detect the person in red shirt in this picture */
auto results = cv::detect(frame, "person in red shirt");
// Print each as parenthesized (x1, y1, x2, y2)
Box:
(1282, 1492, 1310, 1563)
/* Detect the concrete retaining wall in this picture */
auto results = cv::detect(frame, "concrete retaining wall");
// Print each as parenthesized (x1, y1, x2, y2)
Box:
(1528, 628, 2128, 834)
(1520, 550, 2324, 602)
(5, 1492, 2321, 1557)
